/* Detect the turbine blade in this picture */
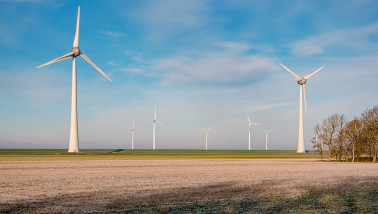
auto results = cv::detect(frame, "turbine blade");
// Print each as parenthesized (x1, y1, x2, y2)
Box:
(280, 63, 302, 81)
(79, 53, 112, 82)
(73, 6, 80, 47)
(303, 84, 307, 114)
(304, 66, 324, 80)
(246, 114, 251, 123)
(252, 123, 261, 126)
(156, 119, 166, 127)
(36, 52, 74, 68)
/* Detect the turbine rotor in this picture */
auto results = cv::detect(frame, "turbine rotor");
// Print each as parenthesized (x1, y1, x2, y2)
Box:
(71, 47, 81, 57)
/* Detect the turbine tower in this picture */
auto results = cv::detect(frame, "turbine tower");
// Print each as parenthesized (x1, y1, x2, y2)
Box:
(247, 114, 261, 151)
(205, 127, 212, 150)
(36, 6, 111, 152)
(152, 105, 166, 150)
(263, 129, 272, 151)
(280, 63, 324, 153)
(131, 121, 135, 150)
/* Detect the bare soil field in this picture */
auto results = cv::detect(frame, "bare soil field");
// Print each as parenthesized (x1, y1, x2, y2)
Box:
(0, 159, 377, 213)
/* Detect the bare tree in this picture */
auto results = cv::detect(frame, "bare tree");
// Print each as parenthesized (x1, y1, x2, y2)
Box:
(343, 118, 365, 162)
(312, 123, 324, 160)
(360, 105, 378, 162)
(319, 113, 346, 161)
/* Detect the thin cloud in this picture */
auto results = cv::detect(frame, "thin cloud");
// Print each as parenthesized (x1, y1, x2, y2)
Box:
(129, 0, 210, 40)
(152, 51, 278, 86)
(100, 30, 125, 38)
(121, 68, 145, 73)
(291, 23, 378, 56)
(214, 42, 251, 52)
(245, 102, 293, 112)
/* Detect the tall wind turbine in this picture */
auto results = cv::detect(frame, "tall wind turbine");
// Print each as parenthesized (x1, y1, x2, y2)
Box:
(131, 121, 135, 150)
(263, 129, 272, 151)
(36, 6, 111, 153)
(247, 114, 261, 151)
(280, 63, 324, 153)
(152, 105, 166, 150)
(205, 126, 212, 150)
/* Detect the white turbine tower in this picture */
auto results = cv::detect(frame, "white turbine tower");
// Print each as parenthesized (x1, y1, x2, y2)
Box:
(263, 129, 272, 151)
(131, 121, 135, 150)
(205, 127, 212, 150)
(280, 63, 324, 153)
(152, 105, 166, 150)
(247, 114, 261, 151)
(36, 6, 111, 153)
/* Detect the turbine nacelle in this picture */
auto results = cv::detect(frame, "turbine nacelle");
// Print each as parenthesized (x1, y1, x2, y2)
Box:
(71, 47, 81, 57)
(297, 78, 307, 85)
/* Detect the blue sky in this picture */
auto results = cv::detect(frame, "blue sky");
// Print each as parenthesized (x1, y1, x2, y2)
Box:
(1, 0, 377, 150)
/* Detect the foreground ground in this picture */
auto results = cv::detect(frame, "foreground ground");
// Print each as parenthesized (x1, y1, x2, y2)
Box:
(0, 159, 377, 213)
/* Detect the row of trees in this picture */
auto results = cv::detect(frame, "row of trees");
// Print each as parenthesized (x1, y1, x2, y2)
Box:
(311, 105, 378, 162)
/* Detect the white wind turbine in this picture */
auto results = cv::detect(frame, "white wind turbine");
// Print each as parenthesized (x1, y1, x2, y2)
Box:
(280, 63, 324, 153)
(131, 121, 135, 150)
(36, 6, 111, 153)
(263, 129, 272, 151)
(205, 126, 212, 150)
(152, 105, 166, 150)
(247, 114, 261, 151)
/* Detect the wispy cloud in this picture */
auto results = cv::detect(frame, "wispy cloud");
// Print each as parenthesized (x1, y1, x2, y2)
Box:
(130, 0, 210, 40)
(154, 53, 277, 85)
(245, 102, 293, 113)
(214, 42, 251, 52)
(121, 68, 145, 73)
(291, 23, 378, 56)
(100, 30, 125, 38)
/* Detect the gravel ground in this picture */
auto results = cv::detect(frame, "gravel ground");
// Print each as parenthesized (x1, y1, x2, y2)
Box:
(0, 159, 377, 213)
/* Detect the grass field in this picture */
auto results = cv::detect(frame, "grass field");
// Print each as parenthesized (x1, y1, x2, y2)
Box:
(0, 149, 327, 161)
(0, 159, 376, 213)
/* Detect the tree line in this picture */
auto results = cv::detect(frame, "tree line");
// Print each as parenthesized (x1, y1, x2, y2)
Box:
(311, 105, 378, 162)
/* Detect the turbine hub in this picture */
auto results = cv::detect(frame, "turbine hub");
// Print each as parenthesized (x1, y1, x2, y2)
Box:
(71, 47, 81, 57)
(297, 79, 307, 85)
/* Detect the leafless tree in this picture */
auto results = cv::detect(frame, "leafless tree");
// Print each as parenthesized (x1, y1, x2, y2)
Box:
(314, 105, 378, 163)
(319, 114, 346, 161)
(360, 105, 378, 162)
(343, 118, 366, 162)
(311, 123, 324, 160)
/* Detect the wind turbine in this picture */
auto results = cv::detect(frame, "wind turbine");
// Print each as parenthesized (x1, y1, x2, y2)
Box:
(36, 6, 111, 153)
(152, 105, 166, 150)
(205, 126, 212, 150)
(247, 114, 261, 151)
(280, 63, 324, 153)
(263, 129, 272, 151)
(131, 121, 135, 150)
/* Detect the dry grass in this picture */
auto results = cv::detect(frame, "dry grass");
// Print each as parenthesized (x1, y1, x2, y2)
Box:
(0, 159, 377, 213)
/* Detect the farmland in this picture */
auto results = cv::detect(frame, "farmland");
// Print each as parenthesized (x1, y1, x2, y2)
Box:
(0, 149, 325, 162)
(0, 154, 377, 213)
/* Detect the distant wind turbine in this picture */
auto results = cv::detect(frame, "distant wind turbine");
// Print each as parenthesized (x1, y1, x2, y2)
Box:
(263, 129, 272, 151)
(247, 114, 261, 151)
(280, 63, 324, 153)
(36, 6, 111, 153)
(131, 121, 135, 150)
(205, 126, 212, 150)
(152, 105, 166, 150)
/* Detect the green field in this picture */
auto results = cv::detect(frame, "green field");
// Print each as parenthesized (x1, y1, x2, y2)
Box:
(0, 149, 327, 161)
